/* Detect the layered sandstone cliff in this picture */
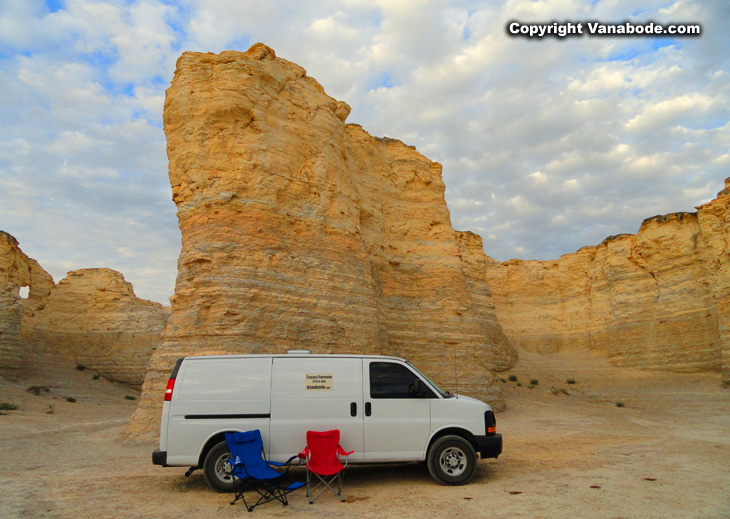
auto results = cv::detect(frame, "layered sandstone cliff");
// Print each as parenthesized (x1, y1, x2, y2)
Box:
(128, 44, 515, 437)
(486, 180, 730, 385)
(0, 232, 168, 384)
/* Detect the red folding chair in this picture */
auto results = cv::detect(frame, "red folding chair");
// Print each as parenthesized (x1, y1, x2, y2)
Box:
(298, 429, 354, 503)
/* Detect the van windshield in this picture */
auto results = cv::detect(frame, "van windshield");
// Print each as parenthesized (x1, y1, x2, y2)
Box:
(407, 362, 455, 398)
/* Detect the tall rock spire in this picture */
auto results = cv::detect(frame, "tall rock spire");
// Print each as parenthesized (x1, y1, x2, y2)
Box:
(127, 44, 514, 437)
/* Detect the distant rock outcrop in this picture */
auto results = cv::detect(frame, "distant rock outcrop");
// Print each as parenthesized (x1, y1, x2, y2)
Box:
(23, 268, 169, 386)
(128, 44, 515, 437)
(0, 232, 168, 385)
(0, 232, 54, 372)
(486, 180, 730, 385)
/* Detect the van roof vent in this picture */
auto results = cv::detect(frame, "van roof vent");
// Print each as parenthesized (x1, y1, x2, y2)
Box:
(287, 350, 310, 354)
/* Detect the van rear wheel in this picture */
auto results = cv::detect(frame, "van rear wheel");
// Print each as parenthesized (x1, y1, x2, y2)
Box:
(203, 441, 236, 492)
(427, 435, 477, 485)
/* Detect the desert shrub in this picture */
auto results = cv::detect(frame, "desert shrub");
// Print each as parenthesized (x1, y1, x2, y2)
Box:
(566, 378, 576, 384)
(500, 378, 507, 383)
(0, 402, 18, 411)
(125, 395, 137, 401)
(508, 375, 518, 382)
(530, 379, 539, 386)
(616, 401, 625, 408)
(93, 373, 100, 380)
(76, 364, 86, 371)
(551, 387, 570, 395)
(27, 385, 50, 395)
(516, 382, 522, 387)
(66, 397, 77, 403)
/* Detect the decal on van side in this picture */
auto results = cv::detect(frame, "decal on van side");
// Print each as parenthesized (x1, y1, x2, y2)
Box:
(305, 373, 333, 390)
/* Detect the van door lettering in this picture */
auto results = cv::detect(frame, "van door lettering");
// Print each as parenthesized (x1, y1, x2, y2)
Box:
(305, 373, 333, 390)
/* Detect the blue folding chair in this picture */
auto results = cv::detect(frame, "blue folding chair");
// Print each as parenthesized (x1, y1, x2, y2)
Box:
(225, 430, 305, 512)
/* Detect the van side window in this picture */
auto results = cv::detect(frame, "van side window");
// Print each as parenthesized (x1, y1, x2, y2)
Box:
(369, 362, 434, 399)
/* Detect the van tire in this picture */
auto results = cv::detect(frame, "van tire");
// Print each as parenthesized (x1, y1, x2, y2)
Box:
(202, 441, 236, 493)
(426, 435, 477, 485)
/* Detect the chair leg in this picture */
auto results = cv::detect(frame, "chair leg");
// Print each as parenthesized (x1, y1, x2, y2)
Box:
(306, 467, 312, 504)
(230, 476, 246, 506)
(240, 479, 300, 511)
(307, 471, 346, 503)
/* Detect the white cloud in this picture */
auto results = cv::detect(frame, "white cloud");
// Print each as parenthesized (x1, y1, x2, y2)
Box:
(529, 171, 547, 183)
(307, 12, 360, 44)
(626, 93, 722, 132)
(109, 1, 178, 82)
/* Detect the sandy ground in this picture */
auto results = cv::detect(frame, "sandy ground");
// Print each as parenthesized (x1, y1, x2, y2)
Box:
(1, 350, 729, 519)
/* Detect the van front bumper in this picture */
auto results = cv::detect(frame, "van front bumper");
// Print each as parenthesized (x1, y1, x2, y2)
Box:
(152, 449, 168, 467)
(475, 434, 502, 459)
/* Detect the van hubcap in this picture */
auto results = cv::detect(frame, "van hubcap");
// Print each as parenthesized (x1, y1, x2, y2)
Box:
(439, 447, 466, 476)
(215, 454, 234, 483)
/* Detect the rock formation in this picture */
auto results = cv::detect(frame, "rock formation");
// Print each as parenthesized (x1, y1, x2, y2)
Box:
(0, 231, 54, 372)
(0, 231, 168, 385)
(128, 44, 516, 437)
(23, 268, 169, 386)
(486, 180, 730, 385)
(456, 231, 518, 372)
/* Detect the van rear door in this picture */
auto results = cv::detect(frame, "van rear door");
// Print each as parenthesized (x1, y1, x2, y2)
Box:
(269, 357, 364, 461)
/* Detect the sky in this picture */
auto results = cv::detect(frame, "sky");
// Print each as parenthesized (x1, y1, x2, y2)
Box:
(1, 0, 728, 305)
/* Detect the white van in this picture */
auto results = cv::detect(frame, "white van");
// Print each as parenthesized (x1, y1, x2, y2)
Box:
(152, 352, 502, 489)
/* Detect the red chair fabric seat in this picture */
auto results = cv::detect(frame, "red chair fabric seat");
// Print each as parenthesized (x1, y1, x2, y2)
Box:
(298, 429, 354, 503)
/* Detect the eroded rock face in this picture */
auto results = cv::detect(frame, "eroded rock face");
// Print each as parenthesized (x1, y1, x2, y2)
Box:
(456, 231, 518, 373)
(1, 232, 168, 384)
(0, 232, 54, 372)
(128, 44, 515, 437)
(486, 181, 730, 384)
(24, 269, 169, 386)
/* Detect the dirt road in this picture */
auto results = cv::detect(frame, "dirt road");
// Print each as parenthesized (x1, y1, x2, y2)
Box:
(1, 350, 728, 518)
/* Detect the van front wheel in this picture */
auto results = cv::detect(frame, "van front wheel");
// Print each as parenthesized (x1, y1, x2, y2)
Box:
(427, 435, 477, 485)
(203, 441, 236, 492)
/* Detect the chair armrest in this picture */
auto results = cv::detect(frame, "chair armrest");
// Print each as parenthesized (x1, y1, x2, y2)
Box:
(336, 445, 354, 457)
(267, 455, 297, 468)
(297, 447, 310, 460)
(336, 445, 354, 469)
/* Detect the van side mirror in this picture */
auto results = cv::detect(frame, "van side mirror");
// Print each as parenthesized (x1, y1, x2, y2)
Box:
(408, 379, 426, 398)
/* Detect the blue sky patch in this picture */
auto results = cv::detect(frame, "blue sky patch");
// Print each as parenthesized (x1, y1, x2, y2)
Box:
(45, 0, 64, 13)
(369, 71, 398, 91)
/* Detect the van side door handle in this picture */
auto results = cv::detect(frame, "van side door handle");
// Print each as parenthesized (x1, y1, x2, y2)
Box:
(365, 402, 371, 416)
(350, 402, 357, 417)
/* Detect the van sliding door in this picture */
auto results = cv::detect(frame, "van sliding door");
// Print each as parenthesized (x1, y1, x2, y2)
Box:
(269, 358, 364, 462)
